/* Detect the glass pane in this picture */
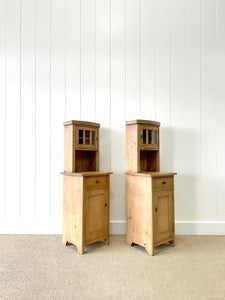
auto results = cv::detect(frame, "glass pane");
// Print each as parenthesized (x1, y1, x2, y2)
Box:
(79, 130, 83, 144)
(92, 131, 95, 145)
(148, 130, 157, 144)
(148, 130, 152, 144)
(85, 130, 90, 144)
(153, 130, 157, 144)
(143, 129, 147, 144)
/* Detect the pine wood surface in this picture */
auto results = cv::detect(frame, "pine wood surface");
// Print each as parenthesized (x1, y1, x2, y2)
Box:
(62, 174, 111, 254)
(125, 171, 177, 177)
(61, 171, 113, 177)
(63, 120, 100, 172)
(125, 119, 160, 126)
(63, 120, 100, 127)
(126, 174, 175, 256)
(126, 119, 176, 255)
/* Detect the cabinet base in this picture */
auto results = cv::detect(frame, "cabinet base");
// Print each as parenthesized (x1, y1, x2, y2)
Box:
(127, 237, 175, 256)
(62, 236, 110, 255)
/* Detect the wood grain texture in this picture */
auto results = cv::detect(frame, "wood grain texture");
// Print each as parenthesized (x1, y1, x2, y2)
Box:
(64, 121, 100, 172)
(126, 174, 175, 256)
(63, 174, 110, 254)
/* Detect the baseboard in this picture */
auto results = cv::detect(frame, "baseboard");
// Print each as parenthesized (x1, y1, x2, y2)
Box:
(110, 221, 225, 235)
(110, 221, 126, 235)
(0, 220, 225, 235)
(175, 221, 225, 235)
(0, 220, 62, 234)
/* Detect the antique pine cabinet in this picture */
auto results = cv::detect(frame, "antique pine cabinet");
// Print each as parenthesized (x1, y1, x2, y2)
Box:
(62, 121, 112, 254)
(126, 120, 177, 256)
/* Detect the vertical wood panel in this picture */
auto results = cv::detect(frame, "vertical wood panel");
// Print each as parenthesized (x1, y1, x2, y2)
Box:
(65, 0, 80, 121)
(201, 0, 217, 221)
(0, 0, 6, 220)
(170, 0, 186, 221)
(20, 0, 35, 221)
(141, 0, 156, 120)
(80, 0, 96, 122)
(5, 0, 21, 221)
(1, 0, 225, 233)
(216, 0, 225, 221)
(96, 0, 111, 172)
(50, 0, 65, 227)
(186, 0, 201, 221)
(156, 0, 171, 172)
(35, 0, 51, 221)
(125, 0, 141, 120)
(111, 0, 126, 221)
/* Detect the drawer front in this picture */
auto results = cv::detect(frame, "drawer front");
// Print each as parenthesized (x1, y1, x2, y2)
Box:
(85, 176, 109, 189)
(152, 176, 173, 190)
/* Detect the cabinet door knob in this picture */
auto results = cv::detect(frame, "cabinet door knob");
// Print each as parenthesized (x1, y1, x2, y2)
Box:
(155, 207, 158, 212)
(162, 181, 167, 184)
(105, 203, 107, 207)
(140, 134, 143, 139)
(96, 180, 100, 183)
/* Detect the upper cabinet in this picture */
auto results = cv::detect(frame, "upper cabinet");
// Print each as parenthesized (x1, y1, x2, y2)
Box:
(126, 120, 160, 173)
(64, 120, 100, 173)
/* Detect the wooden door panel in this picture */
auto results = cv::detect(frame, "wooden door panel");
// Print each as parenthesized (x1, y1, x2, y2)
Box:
(154, 190, 173, 244)
(84, 189, 108, 243)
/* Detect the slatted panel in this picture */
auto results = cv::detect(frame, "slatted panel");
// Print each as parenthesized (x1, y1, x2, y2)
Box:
(96, 0, 111, 172)
(125, 0, 141, 120)
(141, 0, 156, 120)
(201, 0, 217, 221)
(20, 0, 36, 222)
(0, 0, 224, 234)
(111, 0, 126, 221)
(50, 0, 65, 229)
(5, 0, 21, 222)
(170, 0, 186, 221)
(186, 0, 201, 221)
(80, 0, 96, 122)
(65, 0, 81, 121)
(0, 0, 6, 220)
(35, 0, 51, 223)
(217, 0, 225, 221)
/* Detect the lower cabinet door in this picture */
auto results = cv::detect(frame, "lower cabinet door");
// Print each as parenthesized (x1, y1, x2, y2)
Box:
(153, 189, 174, 244)
(84, 189, 108, 243)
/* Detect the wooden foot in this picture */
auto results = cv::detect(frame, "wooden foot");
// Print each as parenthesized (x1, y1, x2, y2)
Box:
(77, 245, 84, 255)
(127, 238, 133, 247)
(104, 238, 110, 245)
(146, 246, 155, 256)
(169, 239, 175, 247)
(62, 237, 68, 246)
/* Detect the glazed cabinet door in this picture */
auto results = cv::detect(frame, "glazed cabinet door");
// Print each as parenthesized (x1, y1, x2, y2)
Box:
(76, 126, 98, 150)
(139, 125, 159, 150)
(84, 189, 109, 243)
(153, 189, 174, 244)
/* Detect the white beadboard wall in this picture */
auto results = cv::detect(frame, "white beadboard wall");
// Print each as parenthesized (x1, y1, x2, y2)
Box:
(0, 0, 225, 235)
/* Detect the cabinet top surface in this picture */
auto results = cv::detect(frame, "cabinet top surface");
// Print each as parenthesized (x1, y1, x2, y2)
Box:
(62, 171, 113, 177)
(125, 119, 160, 126)
(63, 120, 100, 128)
(126, 171, 177, 177)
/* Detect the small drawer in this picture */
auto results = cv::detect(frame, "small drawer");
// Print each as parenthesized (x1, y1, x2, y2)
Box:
(152, 176, 173, 190)
(85, 176, 109, 189)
